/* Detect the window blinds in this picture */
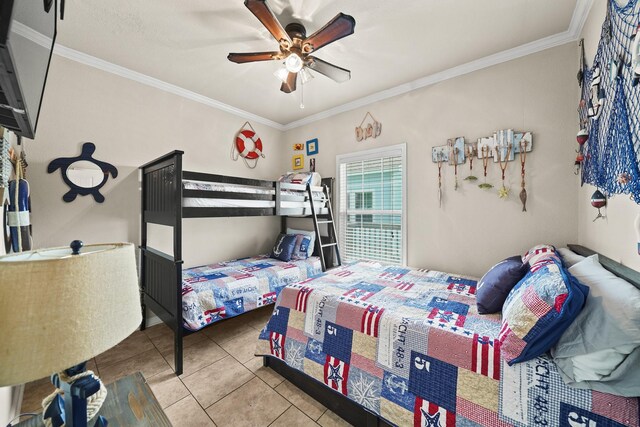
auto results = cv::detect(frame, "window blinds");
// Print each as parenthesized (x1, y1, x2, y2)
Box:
(338, 148, 404, 265)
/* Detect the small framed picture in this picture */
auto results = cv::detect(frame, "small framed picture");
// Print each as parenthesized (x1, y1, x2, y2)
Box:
(292, 154, 304, 170)
(309, 158, 316, 172)
(293, 143, 304, 151)
(306, 138, 319, 156)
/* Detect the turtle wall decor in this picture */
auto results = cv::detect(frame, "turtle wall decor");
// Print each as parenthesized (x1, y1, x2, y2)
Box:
(47, 142, 117, 203)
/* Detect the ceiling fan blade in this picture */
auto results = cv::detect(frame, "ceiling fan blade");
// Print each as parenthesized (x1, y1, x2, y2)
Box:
(227, 51, 280, 63)
(307, 57, 350, 83)
(280, 72, 297, 93)
(244, 0, 292, 46)
(303, 13, 355, 53)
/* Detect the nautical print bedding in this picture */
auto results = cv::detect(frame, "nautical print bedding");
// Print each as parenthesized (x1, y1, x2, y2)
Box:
(182, 255, 321, 331)
(255, 261, 640, 427)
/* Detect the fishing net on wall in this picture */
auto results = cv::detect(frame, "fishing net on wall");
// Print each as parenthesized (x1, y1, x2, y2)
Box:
(579, 0, 640, 202)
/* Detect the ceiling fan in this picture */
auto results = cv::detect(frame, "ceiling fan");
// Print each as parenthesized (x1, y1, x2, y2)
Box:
(227, 0, 356, 93)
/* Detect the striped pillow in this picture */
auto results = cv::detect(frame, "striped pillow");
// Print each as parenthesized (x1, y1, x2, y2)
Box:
(522, 244, 557, 265)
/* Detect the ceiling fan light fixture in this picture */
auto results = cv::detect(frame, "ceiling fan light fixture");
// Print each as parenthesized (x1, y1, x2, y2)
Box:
(228, 1, 355, 94)
(300, 67, 314, 84)
(284, 53, 303, 73)
(274, 67, 289, 83)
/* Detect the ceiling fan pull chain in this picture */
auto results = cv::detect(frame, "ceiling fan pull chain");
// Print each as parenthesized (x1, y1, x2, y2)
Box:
(300, 77, 305, 109)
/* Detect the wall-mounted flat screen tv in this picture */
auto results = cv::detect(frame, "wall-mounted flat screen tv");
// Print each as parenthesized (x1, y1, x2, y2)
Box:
(0, 0, 57, 138)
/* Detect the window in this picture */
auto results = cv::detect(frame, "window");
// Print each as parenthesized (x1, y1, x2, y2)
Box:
(351, 191, 373, 223)
(336, 144, 406, 265)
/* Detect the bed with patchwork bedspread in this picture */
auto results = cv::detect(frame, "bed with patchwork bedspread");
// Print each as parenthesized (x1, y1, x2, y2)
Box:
(182, 255, 321, 331)
(256, 261, 639, 427)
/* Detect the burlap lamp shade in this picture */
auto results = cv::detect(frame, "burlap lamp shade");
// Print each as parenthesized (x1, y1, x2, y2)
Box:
(0, 243, 142, 386)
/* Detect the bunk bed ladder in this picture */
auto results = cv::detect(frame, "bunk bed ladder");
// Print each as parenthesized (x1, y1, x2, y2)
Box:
(308, 184, 342, 271)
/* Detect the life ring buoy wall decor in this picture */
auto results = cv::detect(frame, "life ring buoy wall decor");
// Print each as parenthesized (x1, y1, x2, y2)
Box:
(231, 122, 265, 169)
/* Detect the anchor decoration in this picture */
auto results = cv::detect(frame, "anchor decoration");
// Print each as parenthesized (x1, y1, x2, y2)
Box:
(591, 189, 607, 222)
(43, 363, 108, 427)
(47, 142, 118, 203)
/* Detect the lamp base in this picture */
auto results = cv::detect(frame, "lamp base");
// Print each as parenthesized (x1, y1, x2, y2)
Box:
(43, 362, 108, 427)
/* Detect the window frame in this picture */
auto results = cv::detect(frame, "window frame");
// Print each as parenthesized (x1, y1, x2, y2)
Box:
(335, 143, 407, 266)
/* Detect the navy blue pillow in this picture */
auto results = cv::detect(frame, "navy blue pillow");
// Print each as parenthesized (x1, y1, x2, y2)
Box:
(271, 233, 297, 262)
(476, 256, 528, 314)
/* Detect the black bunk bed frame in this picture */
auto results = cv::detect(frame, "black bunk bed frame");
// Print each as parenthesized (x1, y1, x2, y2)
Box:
(139, 150, 336, 376)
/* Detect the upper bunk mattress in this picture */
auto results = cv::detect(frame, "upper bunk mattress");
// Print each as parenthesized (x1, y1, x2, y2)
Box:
(182, 255, 322, 331)
(182, 179, 326, 210)
(255, 261, 639, 427)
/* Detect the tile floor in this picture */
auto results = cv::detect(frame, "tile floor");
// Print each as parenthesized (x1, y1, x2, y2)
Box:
(20, 306, 351, 427)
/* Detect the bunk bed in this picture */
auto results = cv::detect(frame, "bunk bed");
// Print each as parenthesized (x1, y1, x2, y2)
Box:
(139, 150, 338, 375)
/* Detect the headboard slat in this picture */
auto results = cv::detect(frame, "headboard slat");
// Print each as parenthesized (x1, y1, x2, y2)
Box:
(568, 244, 640, 290)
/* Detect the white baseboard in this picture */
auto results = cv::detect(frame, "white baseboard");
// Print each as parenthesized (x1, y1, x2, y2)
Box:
(142, 310, 163, 330)
(3, 384, 25, 426)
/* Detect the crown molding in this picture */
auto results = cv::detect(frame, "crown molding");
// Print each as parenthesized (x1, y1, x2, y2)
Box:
(50, 0, 593, 132)
(52, 44, 286, 131)
(283, 31, 576, 130)
(567, 0, 595, 39)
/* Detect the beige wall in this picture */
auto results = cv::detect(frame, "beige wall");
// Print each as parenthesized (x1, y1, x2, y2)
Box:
(578, 1, 640, 271)
(26, 43, 581, 279)
(284, 44, 580, 277)
(27, 56, 286, 268)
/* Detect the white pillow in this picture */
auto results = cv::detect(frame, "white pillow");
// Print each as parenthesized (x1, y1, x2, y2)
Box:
(287, 228, 316, 257)
(310, 172, 322, 187)
(557, 247, 585, 268)
(571, 344, 637, 382)
(551, 255, 640, 395)
(554, 254, 640, 356)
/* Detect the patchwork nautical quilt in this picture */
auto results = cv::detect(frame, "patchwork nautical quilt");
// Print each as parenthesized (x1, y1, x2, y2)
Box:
(256, 261, 640, 427)
(182, 255, 321, 331)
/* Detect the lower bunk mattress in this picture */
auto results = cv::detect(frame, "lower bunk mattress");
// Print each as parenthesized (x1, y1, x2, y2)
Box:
(255, 261, 639, 427)
(182, 255, 322, 331)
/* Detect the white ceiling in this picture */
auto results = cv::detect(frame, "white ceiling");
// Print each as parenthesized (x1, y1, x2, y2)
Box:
(56, 0, 582, 127)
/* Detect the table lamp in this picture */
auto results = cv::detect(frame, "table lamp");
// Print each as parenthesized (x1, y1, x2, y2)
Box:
(0, 241, 142, 427)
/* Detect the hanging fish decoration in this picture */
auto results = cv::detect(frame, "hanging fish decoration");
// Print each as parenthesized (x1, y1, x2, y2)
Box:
(591, 189, 607, 222)
(520, 188, 527, 212)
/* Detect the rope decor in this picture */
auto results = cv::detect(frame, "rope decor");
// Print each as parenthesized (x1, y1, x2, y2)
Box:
(436, 152, 444, 207)
(41, 370, 107, 427)
(580, 0, 640, 202)
(519, 141, 528, 212)
(497, 145, 512, 199)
